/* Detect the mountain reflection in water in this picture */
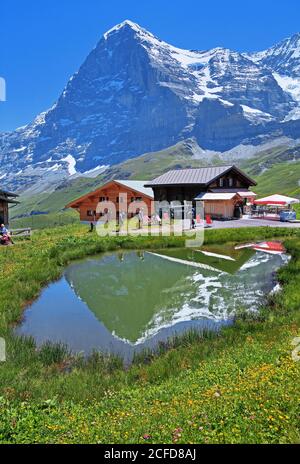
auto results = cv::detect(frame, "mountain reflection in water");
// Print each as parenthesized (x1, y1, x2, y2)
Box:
(15, 245, 289, 361)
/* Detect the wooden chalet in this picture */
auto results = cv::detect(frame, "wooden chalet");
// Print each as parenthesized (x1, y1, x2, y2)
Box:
(0, 188, 19, 225)
(66, 180, 154, 222)
(67, 166, 256, 223)
(145, 165, 257, 219)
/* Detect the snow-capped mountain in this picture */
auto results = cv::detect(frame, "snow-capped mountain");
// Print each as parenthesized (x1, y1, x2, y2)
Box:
(249, 32, 300, 77)
(247, 32, 300, 122)
(1, 20, 300, 192)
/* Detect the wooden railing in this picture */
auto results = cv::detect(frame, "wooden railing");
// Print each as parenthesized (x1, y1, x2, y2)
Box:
(10, 228, 32, 238)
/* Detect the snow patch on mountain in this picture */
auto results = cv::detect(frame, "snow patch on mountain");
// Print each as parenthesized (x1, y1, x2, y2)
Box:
(1, 21, 300, 192)
(63, 155, 77, 175)
(80, 165, 109, 178)
(241, 105, 274, 124)
(104, 20, 147, 40)
(273, 73, 300, 121)
(249, 32, 300, 78)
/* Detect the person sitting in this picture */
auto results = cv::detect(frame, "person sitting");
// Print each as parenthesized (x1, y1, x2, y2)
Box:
(0, 224, 13, 246)
(0, 224, 8, 236)
(0, 233, 12, 246)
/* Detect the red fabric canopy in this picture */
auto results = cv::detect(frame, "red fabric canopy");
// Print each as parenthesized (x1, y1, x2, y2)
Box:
(255, 194, 300, 206)
(255, 200, 286, 205)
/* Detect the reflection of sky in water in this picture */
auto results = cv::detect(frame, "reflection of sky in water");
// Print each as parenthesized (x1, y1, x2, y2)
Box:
(15, 247, 289, 361)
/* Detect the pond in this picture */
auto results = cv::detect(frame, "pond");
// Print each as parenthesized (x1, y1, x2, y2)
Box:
(15, 244, 289, 362)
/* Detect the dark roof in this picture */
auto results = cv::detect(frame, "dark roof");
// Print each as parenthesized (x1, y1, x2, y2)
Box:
(0, 189, 19, 198)
(145, 165, 256, 187)
(0, 188, 19, 204)
(0, 196, 20, 204)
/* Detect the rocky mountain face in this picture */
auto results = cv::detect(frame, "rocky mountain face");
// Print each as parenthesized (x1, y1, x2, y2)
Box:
(1, 21, 300, 192)
(249, 33, 300, 78)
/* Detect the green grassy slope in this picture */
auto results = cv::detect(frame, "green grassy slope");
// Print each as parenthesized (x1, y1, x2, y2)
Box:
(242, 144, 299, 176)
(0, 226, 299, 443)
(10, 139, 216, 229)
(9, 140, 300, 229)
(10, 209, 78, 230)
(252, 161, 300, 197)
(9, 176, 109, 229)
(102, 139, 221, 180)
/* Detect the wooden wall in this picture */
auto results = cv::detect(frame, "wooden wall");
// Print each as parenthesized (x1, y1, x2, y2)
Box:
(208, 173, 250, 190)
(152, 170, 253, 205)
(152, 186, 204, 203)
(0, 200, 8, 225)
(204, 200, 236, 219)
(74, 183, 153, 222)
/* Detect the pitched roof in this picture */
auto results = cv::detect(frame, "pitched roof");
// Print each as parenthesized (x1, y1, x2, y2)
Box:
(145, 165, 256, 187)
(0, 188, 19, 204)
(66, 179, 153, 208)
(210, 189, 257, 198)
(195, 192, 239, 201)
(0, 188, 19, 198)
(114, 180, 154, 198)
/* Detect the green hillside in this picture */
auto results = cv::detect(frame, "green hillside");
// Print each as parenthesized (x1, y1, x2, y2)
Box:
(253, 161, 300, 197)
(242, 143, 299, 176)
(253, 161, 300, 219)
(9, 140, 300, 229)
(9, 139, 217, 228)
(9, 175, 110, 229)
(102, 138, 221, 180)
(242, 141, 300, 197)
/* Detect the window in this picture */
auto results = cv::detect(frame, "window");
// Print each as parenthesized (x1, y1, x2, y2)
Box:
(229, 177, 234, 187)
(219, 178, 224, 188)
(87, 210, 94, 217)
(100, 197, 109, 202)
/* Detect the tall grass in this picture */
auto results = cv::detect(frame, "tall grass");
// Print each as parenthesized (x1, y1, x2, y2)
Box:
(1, 225, 299, 357)
(0, 225, 300, 443)
(0, 225, 299, 435)
(38, 342, 71, 367)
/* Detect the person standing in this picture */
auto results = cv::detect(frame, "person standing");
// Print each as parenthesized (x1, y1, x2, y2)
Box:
(119, 211, 126, 231)
(138, 209, 144, 229)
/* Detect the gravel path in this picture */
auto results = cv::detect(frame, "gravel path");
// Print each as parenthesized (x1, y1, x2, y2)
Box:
(210, 218, 300, 229)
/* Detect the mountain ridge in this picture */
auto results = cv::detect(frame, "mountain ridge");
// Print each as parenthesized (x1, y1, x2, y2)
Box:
(9, 136, 300, 230)
(1, 20, 300, 192)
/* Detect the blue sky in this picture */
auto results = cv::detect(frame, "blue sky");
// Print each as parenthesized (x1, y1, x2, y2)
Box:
(1, 0, 300, 132)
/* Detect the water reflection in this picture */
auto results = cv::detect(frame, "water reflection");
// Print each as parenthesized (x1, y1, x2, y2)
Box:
(15, 245, 289, 361)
